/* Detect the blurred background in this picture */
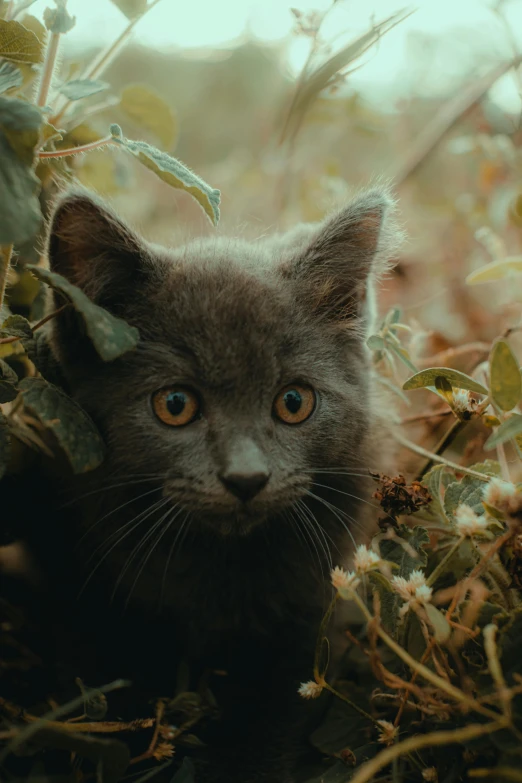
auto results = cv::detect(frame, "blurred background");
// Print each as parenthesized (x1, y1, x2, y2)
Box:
(19, 0, 522, 464)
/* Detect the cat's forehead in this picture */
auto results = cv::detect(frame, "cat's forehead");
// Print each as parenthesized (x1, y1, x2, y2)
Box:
(137, 240, 320, 388)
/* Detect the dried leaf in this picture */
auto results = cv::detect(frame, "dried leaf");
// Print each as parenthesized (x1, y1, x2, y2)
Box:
(110, 125, 220, 225)
(26, 265, 140, 362)
(0, 18, 43, 64)
(19, 377, 105, 473)
(403, 367, 488, 395)
(490, 339, 521, 412)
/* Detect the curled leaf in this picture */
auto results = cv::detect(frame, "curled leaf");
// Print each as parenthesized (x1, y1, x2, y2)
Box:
(110, 125, 220, 225)
(489, 339, 521, 412)
(403, 367, 488, 396)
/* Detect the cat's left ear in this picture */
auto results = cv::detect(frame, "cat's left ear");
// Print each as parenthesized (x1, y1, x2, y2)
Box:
(287, 188, 401, 325)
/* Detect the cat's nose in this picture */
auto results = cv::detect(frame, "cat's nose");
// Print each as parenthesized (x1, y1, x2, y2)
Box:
(220, 471, 270, 503)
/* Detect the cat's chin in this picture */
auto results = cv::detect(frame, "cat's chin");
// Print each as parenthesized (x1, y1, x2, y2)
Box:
(203, 509, 269, 537)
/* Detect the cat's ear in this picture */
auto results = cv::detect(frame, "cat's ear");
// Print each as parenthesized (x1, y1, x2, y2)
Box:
(287, 188, 401, 325)
(47, 189, 150, 313)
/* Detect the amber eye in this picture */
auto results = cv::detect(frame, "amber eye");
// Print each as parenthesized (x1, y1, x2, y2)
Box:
(273, 385, 316, 425)
(152, 388, 200, 427)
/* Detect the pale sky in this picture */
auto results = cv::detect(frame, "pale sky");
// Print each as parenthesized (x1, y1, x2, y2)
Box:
(28, 0, 522, 112)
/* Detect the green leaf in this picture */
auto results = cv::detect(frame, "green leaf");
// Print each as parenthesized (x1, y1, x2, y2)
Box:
(19, 377, 105, 473)
(110, 0, 148, 19)
(0, 409, 10, 479)
(26, 265, 140, 362)
(0, 380, 17, 402)
(0, 314, 33, 340)
(403, 367, 488, 395)
(444, 461, 501, 518)
(120, 83, 177, 149)
(466, 256, 522, 285)
(0, 130, 42, 245)
(386, 339, 417, 373)
(0, 94, 43, 164)
(0, 18, 43, 64)
(110, 125, 220, 225)
(490, 339, 522, 412)
(378, 525, 429, 635)
(414, 464, 452, 522)
(485, 414, 522, 451)
(59, 78, 108, 101)
(366, 334, 384, 351)
(435, 375, 454, 407)
(0, 62, 23, 94)
(0, 358, 18, 385)
(43, 1, 76, 33)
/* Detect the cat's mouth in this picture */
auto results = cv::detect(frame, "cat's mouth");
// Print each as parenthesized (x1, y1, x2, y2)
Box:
(164, 486, 308, 537)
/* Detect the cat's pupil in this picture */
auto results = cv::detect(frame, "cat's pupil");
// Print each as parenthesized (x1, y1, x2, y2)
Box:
(166, 391, 187, 417)
(284, 390, 302, 414)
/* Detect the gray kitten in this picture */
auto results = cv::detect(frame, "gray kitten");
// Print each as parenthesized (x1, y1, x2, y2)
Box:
(39, 186, 400, 782)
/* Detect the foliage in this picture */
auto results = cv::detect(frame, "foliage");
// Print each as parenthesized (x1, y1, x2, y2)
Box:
(2, 0, 522, 782)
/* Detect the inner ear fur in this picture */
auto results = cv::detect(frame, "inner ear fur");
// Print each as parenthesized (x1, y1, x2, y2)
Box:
(287, 187, 402, 322)
(47, 188, 150, 312)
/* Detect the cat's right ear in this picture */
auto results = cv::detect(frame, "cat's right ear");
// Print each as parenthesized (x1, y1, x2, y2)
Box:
(47, 189, 150, 314)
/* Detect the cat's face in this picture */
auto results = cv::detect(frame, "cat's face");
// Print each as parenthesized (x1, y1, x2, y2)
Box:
(46, 189, 398, 539)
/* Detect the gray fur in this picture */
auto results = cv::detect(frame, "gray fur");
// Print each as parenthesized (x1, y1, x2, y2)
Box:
(42, 186, 401, 782)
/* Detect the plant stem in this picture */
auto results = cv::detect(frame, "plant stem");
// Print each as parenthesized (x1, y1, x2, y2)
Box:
(38, 135, 114, 158)
(349, 719, 508, 783)
(347, 589, 500, 721)
(427, 537, 464, 587)
(416, 418, 467, 480)
(36, 31, 61, 108)
(321, 680, 382, 730)
(0, 245, 13, 313)
(50, 0, 164, 125)
(394, 432, 491, 481)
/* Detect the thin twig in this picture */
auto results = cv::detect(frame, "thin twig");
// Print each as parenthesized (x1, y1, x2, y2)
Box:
(36, 32, 61, 108)
(39, 135, 114, 158)
(349, 720, 508, 783)
(394, 432, 492, 481)
(0, 304, 69, 344)
(415, 419, 468, 480)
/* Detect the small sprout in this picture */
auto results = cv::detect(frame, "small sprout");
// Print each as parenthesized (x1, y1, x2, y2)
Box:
(353, 544, 381, 575)
(376, 719, 398, 746)
(391, 569, 432, 617)
(454, 504, 490, 537)
(422, 769, 438, 782)
(330, 565, 361, 596)
(298, 680, 323, 699)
